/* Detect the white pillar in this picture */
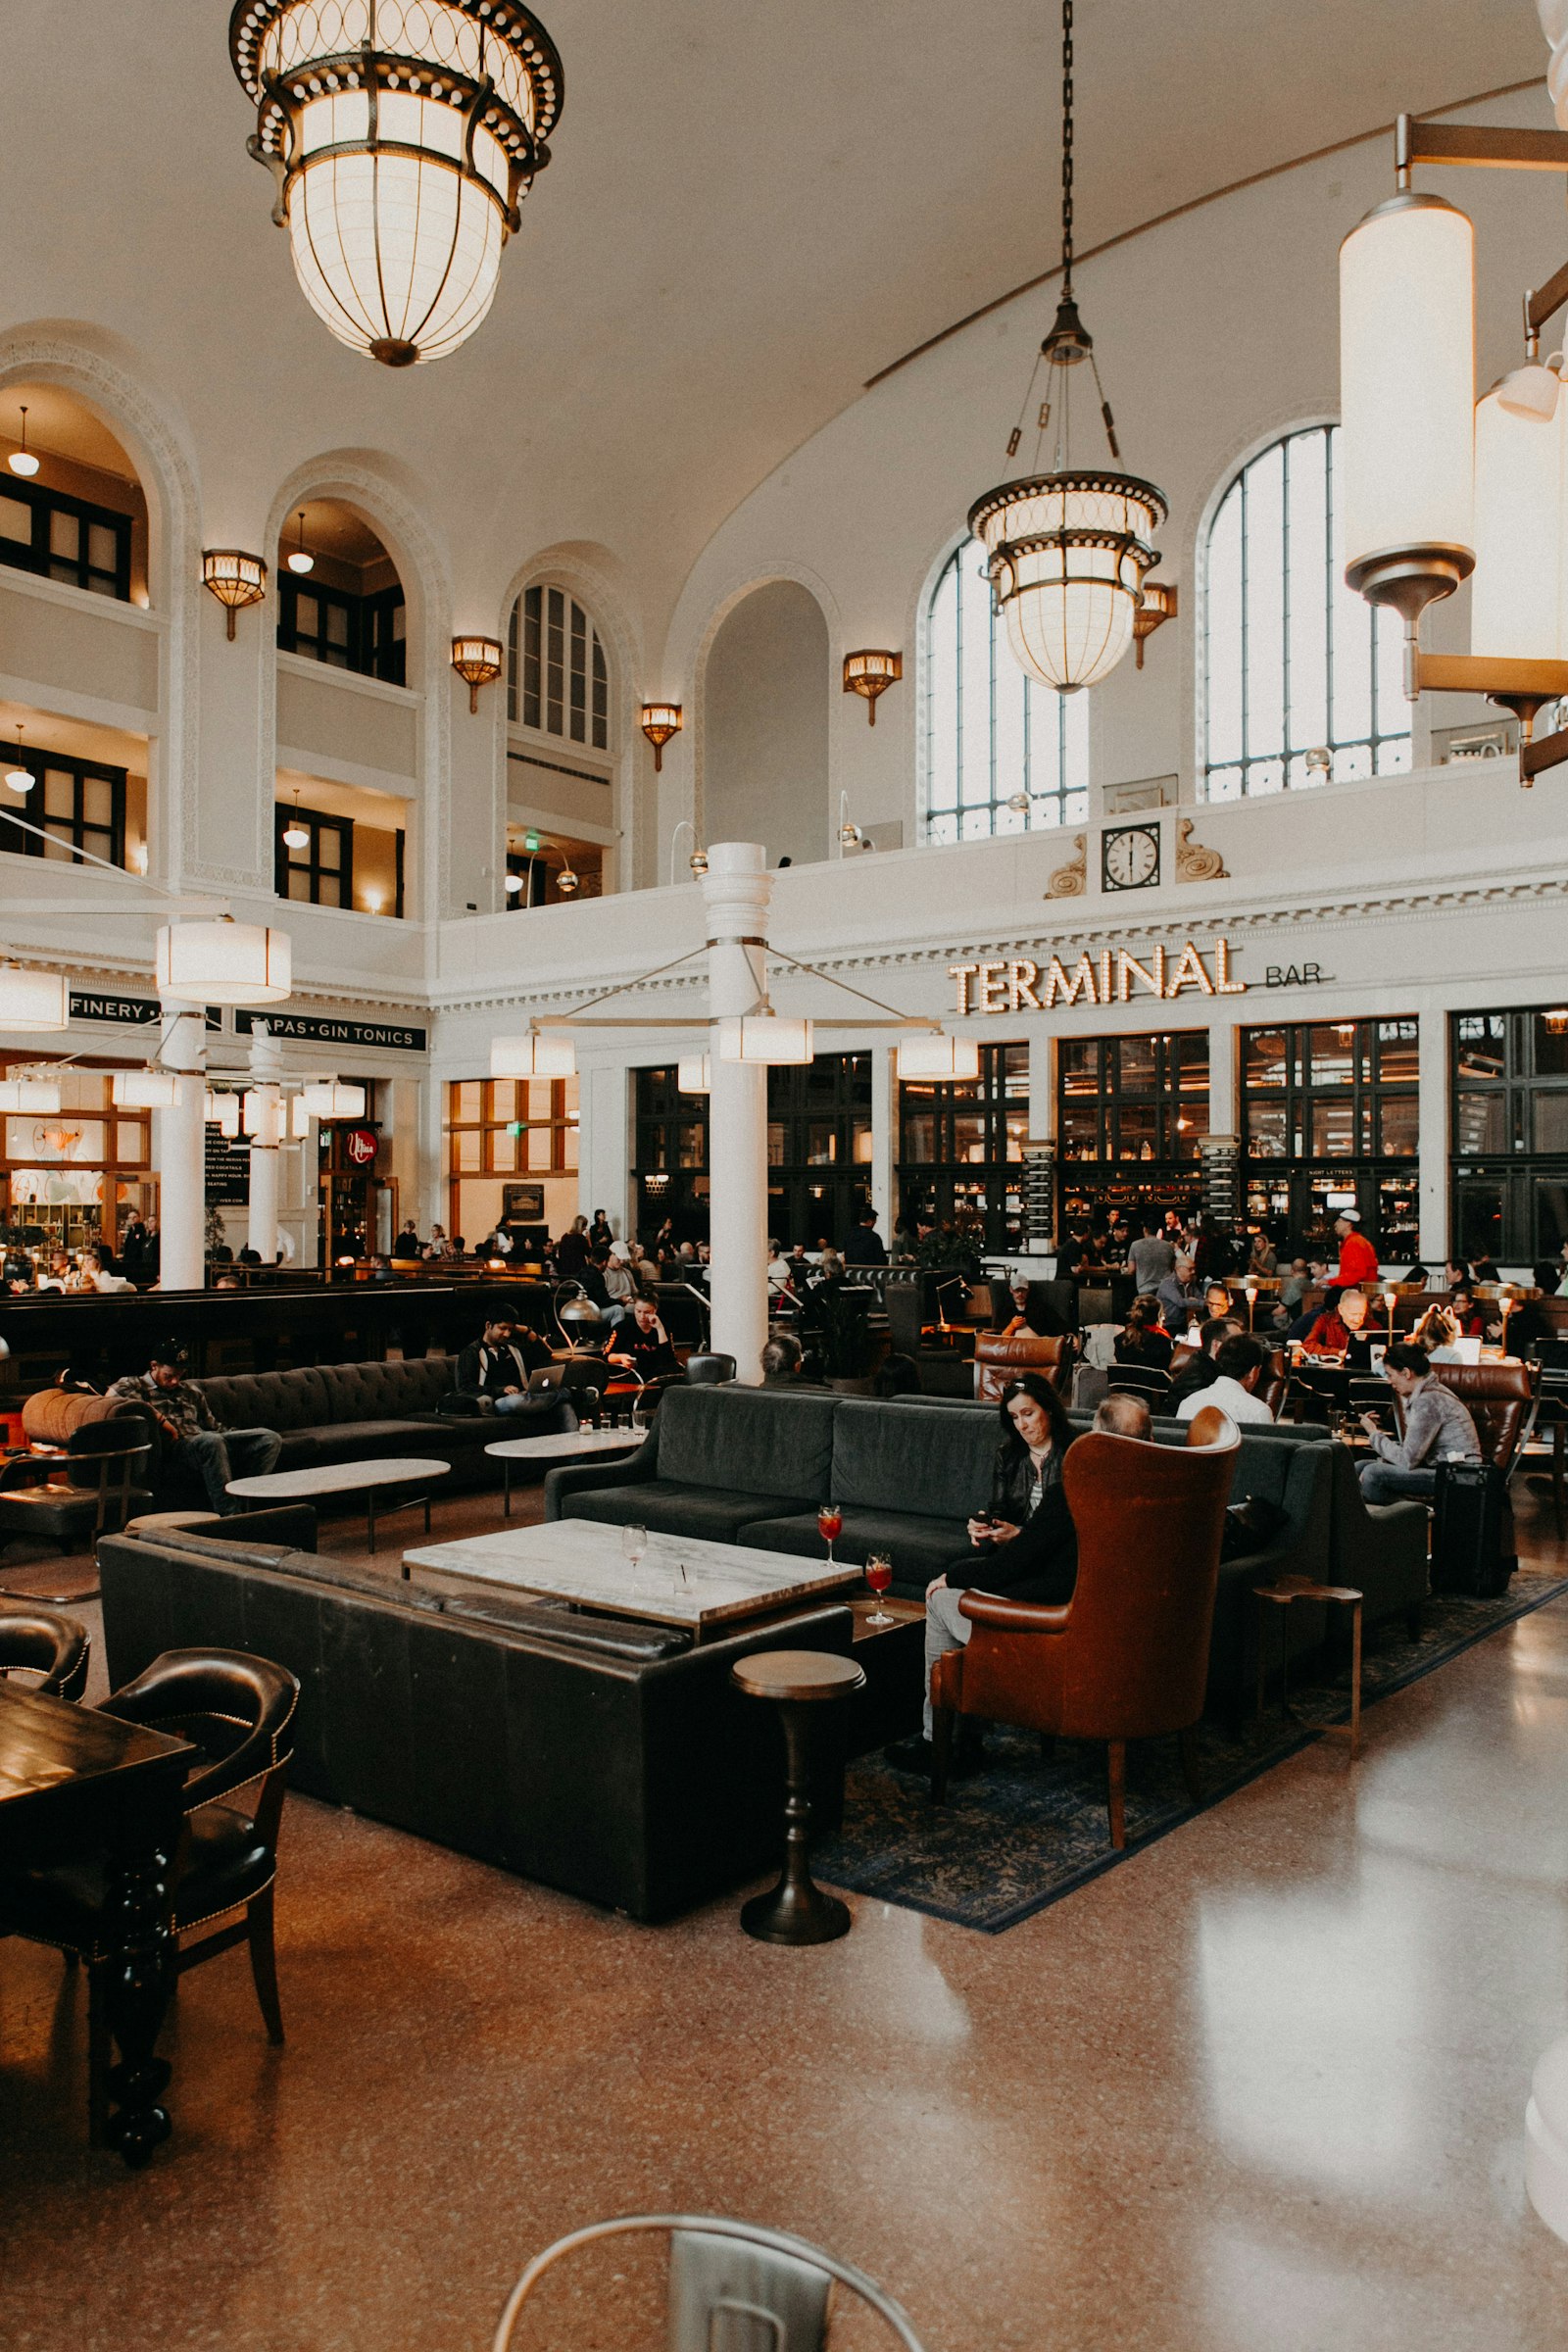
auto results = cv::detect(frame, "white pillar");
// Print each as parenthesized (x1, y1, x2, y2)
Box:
(1418, 1007, 1449, 1265)
(703, 841, 772, 1383)
(869, 1042, 895, 1245)
(246, 1019, 282, 1264)
(155, 999, 207, 1290)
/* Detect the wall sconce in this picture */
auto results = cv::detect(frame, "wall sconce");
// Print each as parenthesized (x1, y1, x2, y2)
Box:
(1132, 581, 1178, 668)
(842, 649, 902, 724)
(1544, 1008, 1568, 1036)
(641, 703, 683, 769)
(202, 550, 268, 640)
(452, 636, 504, 713)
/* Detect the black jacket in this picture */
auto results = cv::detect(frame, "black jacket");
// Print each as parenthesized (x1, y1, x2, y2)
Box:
(944, 1437, 1076, 1604)
(455, 1333, 552, 1397)
(842, 1227, 888, 1266)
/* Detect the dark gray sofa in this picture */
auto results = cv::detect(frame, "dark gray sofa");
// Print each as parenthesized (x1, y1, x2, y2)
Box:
(97, 1517, 855, 1923)
(545, 1387, 1348, 1709)
(148, 1358, 506, 1495)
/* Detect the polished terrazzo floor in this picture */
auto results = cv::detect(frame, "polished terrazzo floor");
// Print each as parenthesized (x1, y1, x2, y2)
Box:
(5, 1493, 1568, 2349)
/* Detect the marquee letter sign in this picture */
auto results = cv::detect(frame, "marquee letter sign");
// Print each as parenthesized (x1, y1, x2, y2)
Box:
(951, 937, 1245, 1015)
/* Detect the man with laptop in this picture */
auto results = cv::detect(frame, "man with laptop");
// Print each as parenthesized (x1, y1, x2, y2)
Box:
(454, 1313, 576, 1429)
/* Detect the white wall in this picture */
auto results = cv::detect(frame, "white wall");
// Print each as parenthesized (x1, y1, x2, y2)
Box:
(704, 582, 830, 866)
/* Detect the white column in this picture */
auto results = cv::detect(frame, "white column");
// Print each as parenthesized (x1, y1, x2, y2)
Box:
(869, 1042, 895, 1244)
(155, 999, 207, 1290)
(1418, 1006, 1449, 1265)
(1206, 1013, 1239, 1143)
(246, 1018, 282, 1264)
(703, 841, 772, 1383)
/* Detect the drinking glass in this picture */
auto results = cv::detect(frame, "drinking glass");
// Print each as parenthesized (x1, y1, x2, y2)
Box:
(622, 1521, 648, 1576)
(864, 1550, 894, 1626)
(817, 1501, 844, 1565)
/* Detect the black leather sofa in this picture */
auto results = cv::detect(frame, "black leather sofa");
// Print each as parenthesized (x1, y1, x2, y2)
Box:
(152, 1358, 510, 1496)
(546, 1386, 1428, 1710)
(97, 1517, 856, 1922)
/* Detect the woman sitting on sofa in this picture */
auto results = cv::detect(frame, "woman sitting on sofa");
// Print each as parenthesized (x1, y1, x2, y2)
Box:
(887, 1373, 1080, 1777)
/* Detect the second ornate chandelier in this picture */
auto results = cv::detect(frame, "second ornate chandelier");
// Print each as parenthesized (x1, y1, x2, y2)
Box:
(968, 0, 1170, 693)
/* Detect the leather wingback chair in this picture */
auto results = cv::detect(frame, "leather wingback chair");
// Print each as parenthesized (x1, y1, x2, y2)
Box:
(0, 1602, 90, 1699)
(929, 1408, 1240, 1846)
(1425, 1359, 1534, 1473)
(973, 1331, 1077, 1403)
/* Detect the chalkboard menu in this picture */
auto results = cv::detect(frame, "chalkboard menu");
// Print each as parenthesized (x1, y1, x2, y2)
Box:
(204, 1125, 251, 1207)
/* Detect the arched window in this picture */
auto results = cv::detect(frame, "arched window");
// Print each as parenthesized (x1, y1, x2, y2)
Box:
(923, 538, 1089, 843)
(507, 583, 610, 751)
(1203, 424, 1409, 800)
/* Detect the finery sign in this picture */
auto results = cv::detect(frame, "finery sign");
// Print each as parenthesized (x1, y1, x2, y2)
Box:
(951, 938, 1246, 1015)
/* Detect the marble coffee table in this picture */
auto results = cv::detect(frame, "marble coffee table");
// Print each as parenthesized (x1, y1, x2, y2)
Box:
(400, 1516, 859, 1634)
(226, 1456, 452, 1553)
(484, 1427, 644, 1517)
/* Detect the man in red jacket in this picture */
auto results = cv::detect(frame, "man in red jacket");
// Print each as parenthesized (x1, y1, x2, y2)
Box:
(1333, 1209, 1379, 1290)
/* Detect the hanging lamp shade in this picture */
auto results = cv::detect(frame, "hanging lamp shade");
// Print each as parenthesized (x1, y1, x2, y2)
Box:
(302, 1079, 367, 1119)
(0, 967, 69, 1031)
(242, 1088, 285, 1144)
(1339, 192, 1475, 639)
(204, 1090, 243, 1137)
(1471, 380, 1567, 663)
(290, 1093, 313, 1138)
(897, 1035, 982, 1082)
(715, 1012, 812, 1065)
(676, 1054, 710, 1095)
(229, 0, 564, 368)
(0, 1076, 62, 1114)
(113, 1069, 182, 1109)
(156, 919, 291, 1007)
(490, 1032, 575, 1079)
(968, 473, 1166, 692)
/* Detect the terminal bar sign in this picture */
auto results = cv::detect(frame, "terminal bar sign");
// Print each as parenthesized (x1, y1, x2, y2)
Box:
(951, 937, 1246, 1016)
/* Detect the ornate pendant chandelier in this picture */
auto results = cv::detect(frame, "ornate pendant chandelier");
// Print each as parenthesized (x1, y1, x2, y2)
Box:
(968, 0, 1169, 693)
(229, 0, 564, 368)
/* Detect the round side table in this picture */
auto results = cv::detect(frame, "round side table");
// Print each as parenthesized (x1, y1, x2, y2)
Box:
(730, 1649, 866, 1945)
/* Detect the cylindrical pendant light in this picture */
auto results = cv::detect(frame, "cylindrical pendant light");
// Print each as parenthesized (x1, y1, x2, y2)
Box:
(0, 1076, 62, 1114)
(1340, 191, 1476, 661)
(157, 919, 291, 1007)
(1471, 381, 1566, 662)
(113, 1068, 182, 1109)
(0, 967, 69, 1031)
(242, 1089, 284, 1145)
(204, 1090, 243, 1138)
(302, 1079, 368, 1120)
(676, 1054, 711, 1094)
(715, 1012, 813, 1065)
(490, 1032, 576, 1079)
(897, 1035, 983, 1081)
(290, 1094, 313, 1139)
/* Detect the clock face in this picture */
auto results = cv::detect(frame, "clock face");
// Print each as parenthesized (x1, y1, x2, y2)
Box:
(1102, 822, 1160, 892)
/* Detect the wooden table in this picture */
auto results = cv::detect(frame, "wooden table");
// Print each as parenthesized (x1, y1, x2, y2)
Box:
(0, 1684, 193, 2165)
(1253, 1575, 1364, 1757)
(226, 1455, 452, 1552)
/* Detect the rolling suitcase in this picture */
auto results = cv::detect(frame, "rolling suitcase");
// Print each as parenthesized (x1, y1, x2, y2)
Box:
(1431, 1459, 1514, 1598)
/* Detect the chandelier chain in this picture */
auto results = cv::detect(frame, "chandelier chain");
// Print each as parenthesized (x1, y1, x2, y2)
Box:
(1060, 0, 1074, 291)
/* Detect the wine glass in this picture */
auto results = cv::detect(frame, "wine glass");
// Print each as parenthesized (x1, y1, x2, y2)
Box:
(817, 1500, 843, 1565)
(622, 1522, 648, 1578)
(864, 1549, 894, 1626)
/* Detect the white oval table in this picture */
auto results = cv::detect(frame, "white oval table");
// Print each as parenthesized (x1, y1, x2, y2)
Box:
(225, 1456, 452, 1553)
(484, 1426, 645, 1517)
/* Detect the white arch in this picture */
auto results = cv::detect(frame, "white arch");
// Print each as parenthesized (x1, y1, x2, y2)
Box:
(674, 560, 843, 855)
(262, 454, 453, 921)
(0, 321, 204, 883)
(498, 544, 643, 895)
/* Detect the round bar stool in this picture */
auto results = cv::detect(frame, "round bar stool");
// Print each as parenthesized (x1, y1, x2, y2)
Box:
(730, 1649, 865, 1945)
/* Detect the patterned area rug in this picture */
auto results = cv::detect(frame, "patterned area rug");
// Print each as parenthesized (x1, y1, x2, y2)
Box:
(814, 1570, 1568, 1934)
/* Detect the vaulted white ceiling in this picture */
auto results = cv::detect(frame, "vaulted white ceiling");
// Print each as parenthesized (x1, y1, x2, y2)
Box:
(0, 1, 1547, 637)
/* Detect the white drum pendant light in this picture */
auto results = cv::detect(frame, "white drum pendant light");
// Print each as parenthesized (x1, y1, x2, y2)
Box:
(1339, 185, 1475, 678)
(676, 1054, 711, 1094)
(968, 0, 1169, 694)
(1471, 381, 1566, 663)
(156, 918, 291, 1006)
(490, 1032, 575, 1079)
(0, 1076, 62, 1114)
(113, 1069, 182, 1109)
(897, 1036, 983, 1082)
(0, 966, 69, 1031)
(302, 1079, 367, 1119)
(229, 0, 564, 368)
(716, 1012, 813, 1065)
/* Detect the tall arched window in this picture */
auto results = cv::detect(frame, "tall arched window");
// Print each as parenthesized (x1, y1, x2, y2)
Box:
(923, 538, 1089, 843)
(507, 583, 610, 750)
(1203, 424, 1409, 799)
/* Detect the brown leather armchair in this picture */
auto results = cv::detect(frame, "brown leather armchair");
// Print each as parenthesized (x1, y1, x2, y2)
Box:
(1424, 1359, 1534, 1473)
(929, 1406, 1240, 1846)
(973, 1331, 1077, 1403)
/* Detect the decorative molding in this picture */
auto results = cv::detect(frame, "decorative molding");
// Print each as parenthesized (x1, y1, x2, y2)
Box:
(1045, 833, 1088, 897)
(1175, 816, 1229, 882)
